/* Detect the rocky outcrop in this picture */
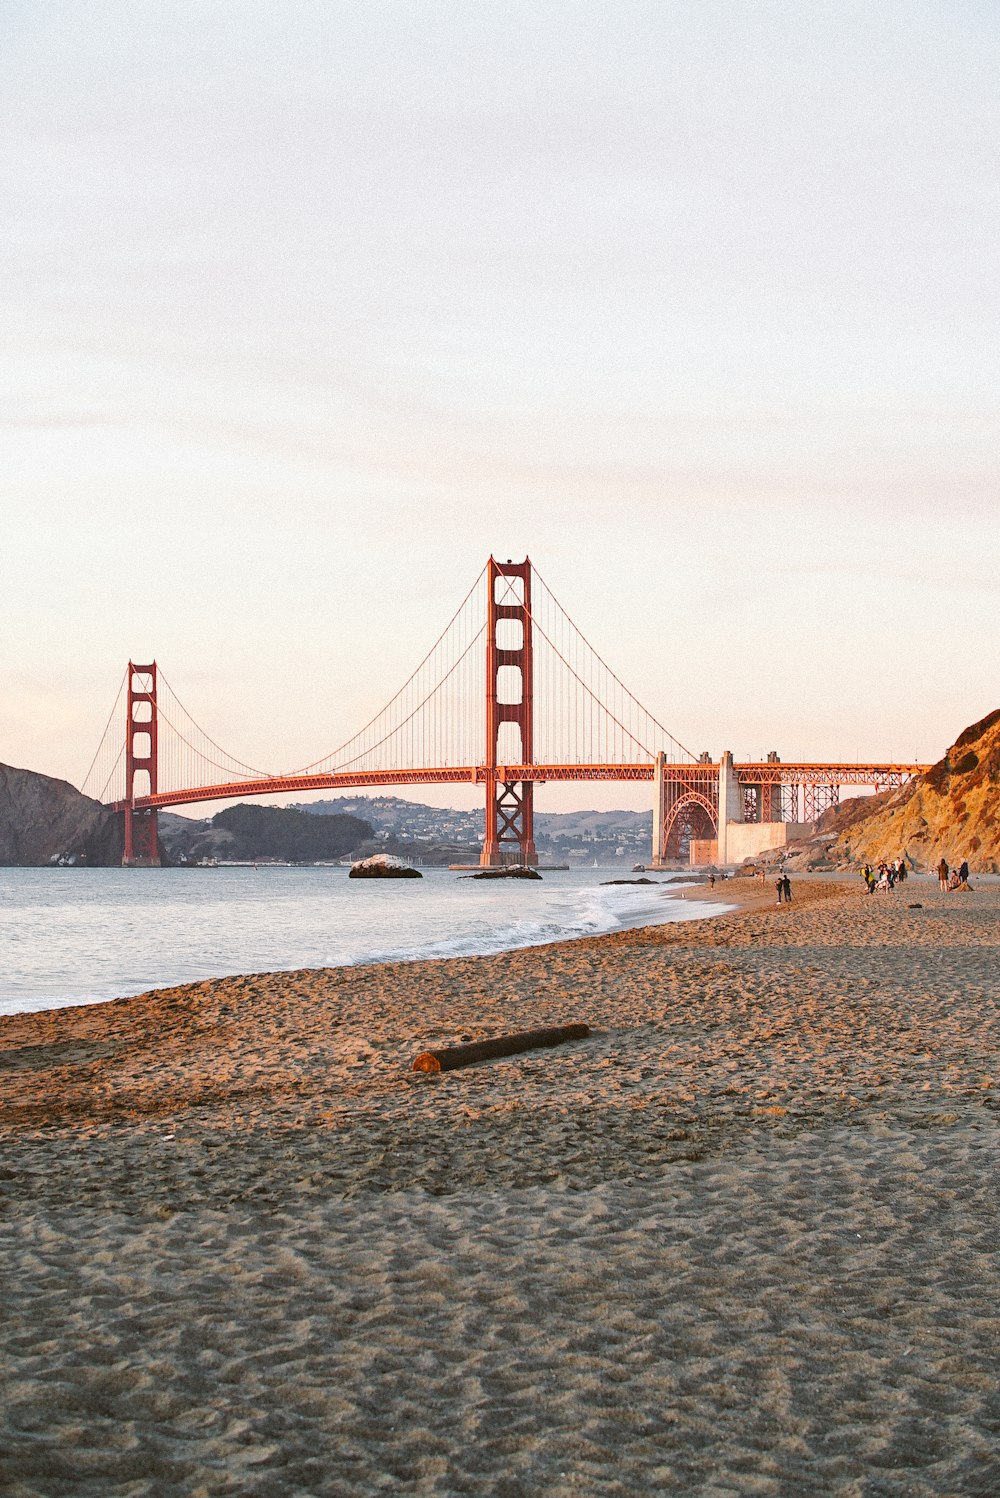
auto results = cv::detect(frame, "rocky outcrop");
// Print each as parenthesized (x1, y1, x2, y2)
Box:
(465, 866, 543, 880)
(348, 854, 422, 879)
(0, 763, 122, 866)
(824, 709, 1000, 873)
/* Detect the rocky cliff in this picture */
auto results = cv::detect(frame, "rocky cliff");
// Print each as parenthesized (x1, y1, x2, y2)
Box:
(0, 763, 122, 866)
(824, 709, 1000, 873)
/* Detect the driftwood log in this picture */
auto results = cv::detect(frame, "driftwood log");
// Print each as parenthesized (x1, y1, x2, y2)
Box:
(412, 1023, 591, 1073)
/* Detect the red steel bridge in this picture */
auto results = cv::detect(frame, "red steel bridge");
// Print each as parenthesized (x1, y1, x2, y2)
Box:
(81, 558, 927, 867)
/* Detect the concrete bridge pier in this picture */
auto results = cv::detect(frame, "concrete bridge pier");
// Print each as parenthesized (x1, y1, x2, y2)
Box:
(715, 751, 742, 866)
(651, 751, 817, 868)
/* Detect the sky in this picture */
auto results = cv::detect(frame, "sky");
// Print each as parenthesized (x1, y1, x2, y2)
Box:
(3, 0, 999, 817)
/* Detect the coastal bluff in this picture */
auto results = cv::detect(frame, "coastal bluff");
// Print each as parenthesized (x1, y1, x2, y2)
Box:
(823, 708, 1000, 872)
(0, 762, 121, 866)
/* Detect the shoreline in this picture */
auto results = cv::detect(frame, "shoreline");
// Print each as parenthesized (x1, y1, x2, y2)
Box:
(0, 868, 737, 1019)
(3, 875, 999, 1494)
(0, 873, 824, 1066)
(0, 873, 937, 1136)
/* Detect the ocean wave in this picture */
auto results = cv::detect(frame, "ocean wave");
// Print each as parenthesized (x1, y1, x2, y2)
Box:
(356, 880, 726, 967)
(0, 867, 732, 1013)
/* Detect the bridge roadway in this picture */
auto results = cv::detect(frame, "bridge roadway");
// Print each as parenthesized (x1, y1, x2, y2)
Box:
(116, 761, 929, 813)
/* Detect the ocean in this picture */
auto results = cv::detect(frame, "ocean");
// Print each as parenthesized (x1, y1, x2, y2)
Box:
(0, 865, 730, 1016)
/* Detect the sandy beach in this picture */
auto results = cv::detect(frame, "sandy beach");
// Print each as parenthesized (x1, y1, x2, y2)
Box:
(2, 874, 999, 1495)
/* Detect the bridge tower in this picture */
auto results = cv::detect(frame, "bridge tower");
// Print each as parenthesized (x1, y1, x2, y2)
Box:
(481, 557, 538, 867)
(123, 661, 161, 867)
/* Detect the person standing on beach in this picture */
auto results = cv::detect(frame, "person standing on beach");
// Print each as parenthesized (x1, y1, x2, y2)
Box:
(782, 874, 792, 902)
(775, 876, 784, 904)
(959, 859, 969, 884)
(938, 857, 949, 892)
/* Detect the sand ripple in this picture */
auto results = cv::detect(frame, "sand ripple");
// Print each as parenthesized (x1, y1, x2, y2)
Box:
(3, 1129, 999, 1495)
(2, 878, 999, 1493)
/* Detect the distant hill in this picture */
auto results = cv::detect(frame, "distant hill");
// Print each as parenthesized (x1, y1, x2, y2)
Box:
(294, 795, 652, 862)
(536, 809, 651, 836)
(159, 804, 373, 863)
(0, 762, 122, 866)
(213, 805, 372, 862)
(297, 796, 483, 840)
(822, 709, 1000, 872)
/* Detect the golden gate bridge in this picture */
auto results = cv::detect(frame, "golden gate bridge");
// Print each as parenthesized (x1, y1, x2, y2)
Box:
(81, 557, 926, 868)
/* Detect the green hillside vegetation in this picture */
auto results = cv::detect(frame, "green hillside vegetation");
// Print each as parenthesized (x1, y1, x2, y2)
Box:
(212, 805, 371, 862)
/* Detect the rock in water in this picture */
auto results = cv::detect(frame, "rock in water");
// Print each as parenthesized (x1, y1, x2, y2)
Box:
(465, 866, 543, 880)
(348, 854, 422, 879)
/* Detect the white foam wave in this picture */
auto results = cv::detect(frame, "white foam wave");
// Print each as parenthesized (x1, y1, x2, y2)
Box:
(0, 867, 733, 1014)
(356, 881, 730, 967)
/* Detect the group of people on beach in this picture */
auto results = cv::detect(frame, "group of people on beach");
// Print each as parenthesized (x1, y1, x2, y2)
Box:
(860, 857, 972, 893)
(861, 860, 908, 893)
(937, 857, 972, 892)
(774, 873, 792, 904)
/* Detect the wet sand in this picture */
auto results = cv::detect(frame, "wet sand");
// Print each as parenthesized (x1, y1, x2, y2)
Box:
(2, 876, 999, 1495)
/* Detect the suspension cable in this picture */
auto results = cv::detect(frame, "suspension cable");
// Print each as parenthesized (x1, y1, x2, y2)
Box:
(333, 623, 486, 771)
(491, 568, 658, 761)
(157, 671, 274, 778)
(154, 697, 276, 782)
(80, 665, 128, 796)
(96, 742, 126, 804)
(289, 561, 488, 774)
(531, 565, 697, 761)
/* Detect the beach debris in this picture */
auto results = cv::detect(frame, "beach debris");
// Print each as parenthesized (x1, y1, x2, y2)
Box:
(908, 902, 923, 908)
(349, 855, 422, 879)
(462, 866, 542, 880)
(412, 1023, 591, 1073)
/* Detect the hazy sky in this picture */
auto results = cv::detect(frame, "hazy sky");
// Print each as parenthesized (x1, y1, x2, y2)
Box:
(4, 1, 999, 814)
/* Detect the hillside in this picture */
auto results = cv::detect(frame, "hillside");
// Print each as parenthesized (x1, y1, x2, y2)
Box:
(296, 796, 653, 863)
(213, 805, 372, 862)
(825, 709, 1000, 873)
(0, 763, 122, 866)
(159, 806, 373, 864)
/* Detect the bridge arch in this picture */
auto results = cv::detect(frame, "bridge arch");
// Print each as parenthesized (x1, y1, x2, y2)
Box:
(661, 791, 718, 863)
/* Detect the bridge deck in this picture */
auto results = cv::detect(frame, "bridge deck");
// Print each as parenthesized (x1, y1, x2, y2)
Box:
(115, 762, 929, 813)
